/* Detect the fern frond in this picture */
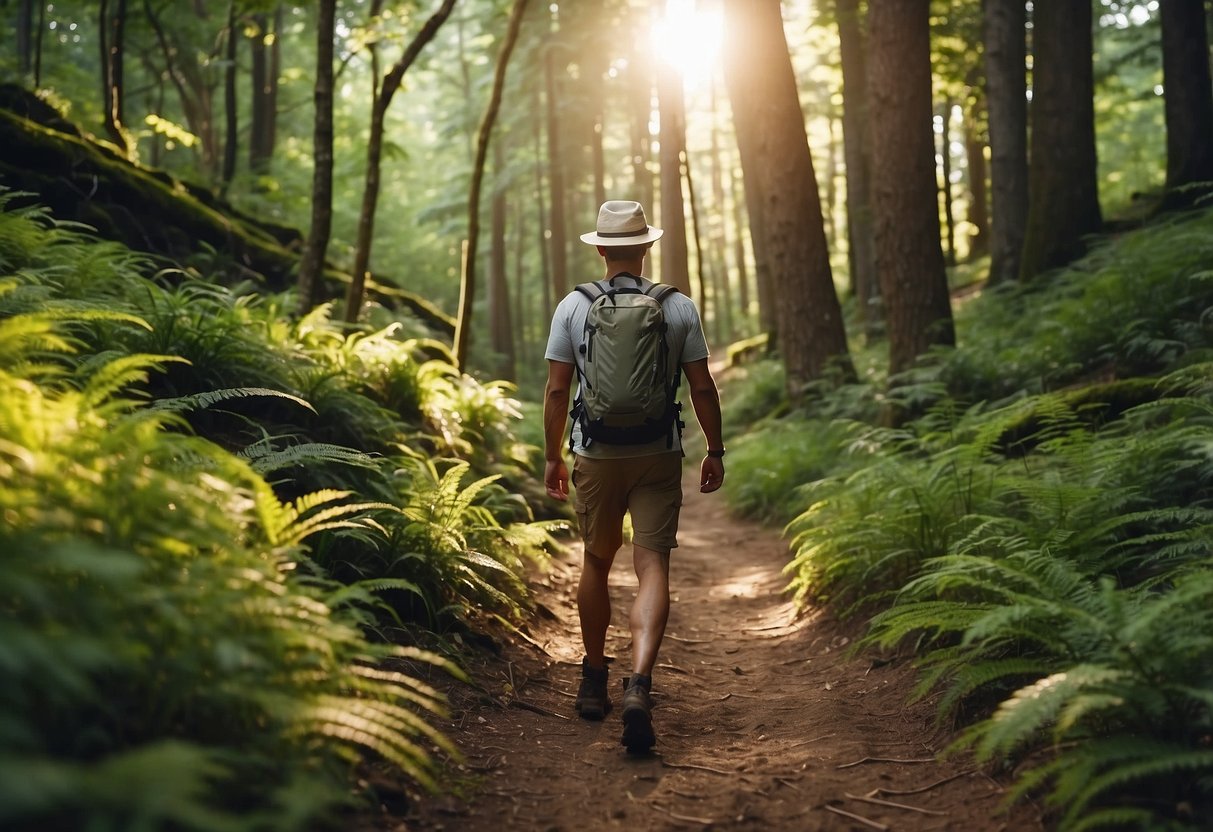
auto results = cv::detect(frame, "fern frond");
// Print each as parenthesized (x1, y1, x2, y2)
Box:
(152, 386, 315, 415)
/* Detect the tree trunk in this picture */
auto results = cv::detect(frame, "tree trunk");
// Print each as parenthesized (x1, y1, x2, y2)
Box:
(100, 0, 128, 153)
(939, 98, 957, 266)
(982, 0, 1028, 286)
(17, 0, 34, 77)
(730, 165, 753, 334)
(220, 0, 238, 193)
(532, 81, 552, 317)
(544, 46, 569, 308)
(685, 153, 711, 332)
(836, 0, 879, 338)
(1019, 0, 1102, 281)
(709, 81, 734, 340)
(454, 0, 529, 371)
(296, 0, 337, 315)
(489, 141, 516, 381)
(345, 0, 458, 324)
(1159, 0, 1213, 208)
(867, 0, 954, 377)
(249, 12, 273, 174)
(723, 0, 853, 394)
(964, 94, 990, 259)
(657, 62, 692, 294)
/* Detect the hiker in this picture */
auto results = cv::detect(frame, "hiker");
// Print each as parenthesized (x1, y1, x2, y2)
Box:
(543, 199, 726, 754)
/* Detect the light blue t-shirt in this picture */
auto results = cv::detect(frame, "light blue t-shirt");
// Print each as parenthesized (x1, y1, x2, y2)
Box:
(545, 275, 710, 458)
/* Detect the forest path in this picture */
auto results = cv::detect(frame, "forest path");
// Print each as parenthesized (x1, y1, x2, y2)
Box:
(392, 467, 1045, 832)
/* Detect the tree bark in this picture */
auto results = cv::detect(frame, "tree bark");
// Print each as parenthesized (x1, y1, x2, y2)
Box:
(1019, 0, 1102, 281)
(982, 0, 1028, 286)
(867, 0, 954, 377)
(454, 0, 529, 371)
(544, 45, 569, 308)
(1159, 0, 1213, 208)
(489, 141, 516, 380)
(296, 0, 337, 315)
(657, 62, 692, 294)
(344, 0, 458, 324)
(100, 0, 129, 153)
(220, 0, 238, 193)
(249, 11, 275, 174)
(836, 0, 879, 338)
(723, 0, 853, 394)
(939, 99, 957, 266)
(964, 94, 989, 259)
(17, 0, 34, 77)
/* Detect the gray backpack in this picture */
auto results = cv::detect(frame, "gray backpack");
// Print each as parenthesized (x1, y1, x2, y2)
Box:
(571, 273, 683, 448)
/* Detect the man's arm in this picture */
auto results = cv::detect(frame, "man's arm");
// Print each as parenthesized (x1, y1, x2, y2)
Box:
(543, 359, 575, 501)
(683, 358, 725, 494)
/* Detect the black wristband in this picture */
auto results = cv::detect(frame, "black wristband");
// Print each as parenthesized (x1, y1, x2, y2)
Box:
(706, 449, 726, 458)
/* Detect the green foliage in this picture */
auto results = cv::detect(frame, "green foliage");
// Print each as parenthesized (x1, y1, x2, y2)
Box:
(944, 207, 1213, 401)
(755, 203, 1213, 827)
(0, 194, 554, 828)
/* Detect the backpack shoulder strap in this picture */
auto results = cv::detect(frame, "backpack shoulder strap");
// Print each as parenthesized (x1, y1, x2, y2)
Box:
(574, 282, 606, 302)
(645, 283, 680, 304)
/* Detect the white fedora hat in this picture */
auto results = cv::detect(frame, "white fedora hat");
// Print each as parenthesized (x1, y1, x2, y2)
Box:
(579, 200, 664, 246)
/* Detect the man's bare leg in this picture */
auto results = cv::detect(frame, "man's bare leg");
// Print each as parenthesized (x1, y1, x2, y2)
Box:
(630, 543, 670, 676)
(577, 549, 615, 669)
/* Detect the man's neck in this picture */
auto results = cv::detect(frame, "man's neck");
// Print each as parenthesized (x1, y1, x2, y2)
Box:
(604, 261, 646, 279)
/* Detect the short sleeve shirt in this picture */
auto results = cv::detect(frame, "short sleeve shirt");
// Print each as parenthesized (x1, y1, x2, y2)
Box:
(545, 275, 710, 458)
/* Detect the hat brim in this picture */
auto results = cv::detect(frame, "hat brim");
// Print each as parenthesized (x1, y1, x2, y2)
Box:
(579, 227, 664, 246)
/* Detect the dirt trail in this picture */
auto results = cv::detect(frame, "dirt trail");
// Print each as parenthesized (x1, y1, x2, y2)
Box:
(393, 469, 1045, 831)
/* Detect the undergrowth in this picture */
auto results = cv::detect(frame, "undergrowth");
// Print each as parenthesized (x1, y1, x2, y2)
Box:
(0, 193, 562, 829)
(725, 205, 1213, 828)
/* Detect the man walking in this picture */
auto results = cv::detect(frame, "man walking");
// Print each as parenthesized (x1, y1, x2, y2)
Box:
(543, 200, 726, 754)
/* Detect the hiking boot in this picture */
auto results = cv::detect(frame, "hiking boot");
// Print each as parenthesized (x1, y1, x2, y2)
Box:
(621, 674, 656, 754)
(574, 658, 611, 720)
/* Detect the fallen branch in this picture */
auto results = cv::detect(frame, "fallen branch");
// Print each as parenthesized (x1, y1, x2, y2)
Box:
(845, 792, 947, 816)
(653, 804, 715, 825)
(509, 699, 570, 720)
(868, 768, 976, 797)
(661, 760, 736, 776)
(837, 755, 936, 769)
(824, 804, 889, 830)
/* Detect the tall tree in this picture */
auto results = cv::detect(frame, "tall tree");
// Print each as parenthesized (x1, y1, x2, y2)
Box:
(454, 0, 529, 371)
(220, 0, 239, 193)
(16, 0, 35, 77)
(1158, 0, 1213, 208)
(963, 93, 989, 259)
(248, 7, 281, 174)
(867, 0, 954, 377)
(657, 61, 692, 294)
(543, 42, 569, 309)
(939, 98, 957, 266)
(344, 0, 459, 324)
(296, 0, 337, 315)
(99, 0, 129, 154)
(723, 0, 852, 394)
(488, 140, 516, 380)
(982, 0, 1028, 285)
(1019, 0, 1102, 281)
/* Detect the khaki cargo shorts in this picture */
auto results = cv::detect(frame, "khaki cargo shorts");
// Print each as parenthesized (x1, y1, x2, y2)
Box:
(571, 452, 683, 558)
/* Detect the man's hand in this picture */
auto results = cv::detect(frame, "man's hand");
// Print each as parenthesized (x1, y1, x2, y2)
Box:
(700, 455, 724, 493)
(545, 458, 569, 501)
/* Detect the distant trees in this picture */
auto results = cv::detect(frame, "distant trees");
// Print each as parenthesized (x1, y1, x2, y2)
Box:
(344, 0, 459, 324)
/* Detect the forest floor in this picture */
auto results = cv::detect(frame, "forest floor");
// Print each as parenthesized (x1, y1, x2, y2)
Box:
(374, 462, 1048, 832)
